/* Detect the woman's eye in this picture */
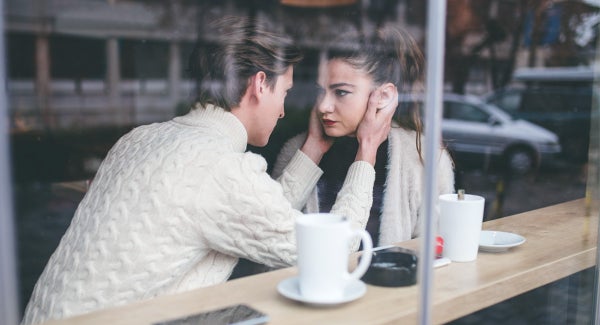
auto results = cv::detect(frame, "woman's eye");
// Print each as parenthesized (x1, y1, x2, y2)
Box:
(335, 89, 350, 97)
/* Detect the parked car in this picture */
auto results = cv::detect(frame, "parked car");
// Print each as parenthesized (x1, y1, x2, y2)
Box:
(399, 93, 562, 174)
(484, 66, 593, 164)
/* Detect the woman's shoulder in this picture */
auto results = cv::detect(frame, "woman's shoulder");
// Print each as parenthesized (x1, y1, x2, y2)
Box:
(390, 126, 418, 140)
(389, 127, 419, 154)
(388, 127, 453, 165)
(272, 132, 307, 178)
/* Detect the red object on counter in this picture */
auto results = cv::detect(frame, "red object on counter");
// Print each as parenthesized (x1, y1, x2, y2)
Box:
(436, 236, 444, 258)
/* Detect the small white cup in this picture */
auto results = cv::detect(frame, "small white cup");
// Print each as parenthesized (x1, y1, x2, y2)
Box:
(295, 213, 373, 302)
(438, 193, 485, 262)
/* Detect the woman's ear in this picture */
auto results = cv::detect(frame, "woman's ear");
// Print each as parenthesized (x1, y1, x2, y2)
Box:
(377, 83, 397, 108)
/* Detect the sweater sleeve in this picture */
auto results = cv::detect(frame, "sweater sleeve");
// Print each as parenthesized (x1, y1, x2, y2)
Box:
(330, 161, 376, 251)
(200, 151, 375, 267)
(272, 133, 306, 179)
(274, 132, 376, 251)
(199, 152, 300, 268)
(276, 150, 322, 210)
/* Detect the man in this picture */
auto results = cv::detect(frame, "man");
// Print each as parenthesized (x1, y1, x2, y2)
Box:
(22, 16, 394, 325)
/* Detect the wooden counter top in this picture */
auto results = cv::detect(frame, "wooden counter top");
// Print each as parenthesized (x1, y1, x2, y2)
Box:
(43, 199, 597, 325)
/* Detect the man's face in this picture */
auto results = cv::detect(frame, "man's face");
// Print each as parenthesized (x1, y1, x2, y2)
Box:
(248, 67, 293, 147)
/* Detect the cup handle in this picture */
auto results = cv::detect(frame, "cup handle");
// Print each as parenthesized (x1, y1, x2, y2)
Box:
(347, 229, 373, 281)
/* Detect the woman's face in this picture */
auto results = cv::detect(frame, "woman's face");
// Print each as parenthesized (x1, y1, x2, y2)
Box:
(316, 58, 375, 137)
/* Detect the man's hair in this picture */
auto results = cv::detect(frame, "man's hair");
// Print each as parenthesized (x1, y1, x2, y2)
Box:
(188, 16, 303, 111)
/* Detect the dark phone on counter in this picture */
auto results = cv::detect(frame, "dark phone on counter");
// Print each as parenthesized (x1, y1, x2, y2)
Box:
(153, 304, 269, 325)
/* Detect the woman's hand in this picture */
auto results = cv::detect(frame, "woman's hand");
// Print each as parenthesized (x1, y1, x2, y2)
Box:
(355, 85, 398, 165)
(301, 104, 334, 164)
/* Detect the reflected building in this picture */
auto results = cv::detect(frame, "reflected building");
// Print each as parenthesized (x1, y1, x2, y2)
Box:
(7, 0, 199, 131)
(3, 0, 450, 133)
(5, 0, 597, 132)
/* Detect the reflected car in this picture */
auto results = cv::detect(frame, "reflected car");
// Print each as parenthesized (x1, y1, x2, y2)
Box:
(484, 67, 593, 164)
(399, 93, 562, 174)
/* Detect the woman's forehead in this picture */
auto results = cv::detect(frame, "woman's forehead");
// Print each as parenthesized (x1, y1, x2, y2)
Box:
(319, 59, 373, 85)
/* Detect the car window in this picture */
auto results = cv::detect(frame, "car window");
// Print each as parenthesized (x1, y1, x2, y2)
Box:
(492, 90, 522, 114)
(444, 101, 489, 123)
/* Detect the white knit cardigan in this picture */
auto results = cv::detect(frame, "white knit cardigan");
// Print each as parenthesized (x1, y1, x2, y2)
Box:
(22, 104, 376, 325)
(273, 124, 455, 245)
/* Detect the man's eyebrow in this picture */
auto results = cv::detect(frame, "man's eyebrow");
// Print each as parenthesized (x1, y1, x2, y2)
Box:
(329, 82, 355, 89)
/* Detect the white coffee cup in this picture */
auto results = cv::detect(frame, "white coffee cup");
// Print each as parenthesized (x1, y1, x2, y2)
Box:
(438, 193, 485, 262)
(295, 213, 373, 302)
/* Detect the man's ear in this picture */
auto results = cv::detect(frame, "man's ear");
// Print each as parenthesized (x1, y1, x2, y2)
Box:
(245, 71, 267, 105)
(378, 82, 397, 108)
(254, 71, 268, 96)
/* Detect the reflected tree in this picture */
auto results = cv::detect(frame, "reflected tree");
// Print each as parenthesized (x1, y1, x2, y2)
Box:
(445, 0, 598, 94)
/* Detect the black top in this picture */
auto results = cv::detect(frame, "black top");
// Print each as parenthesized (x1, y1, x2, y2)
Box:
(317, 137, 389, 247)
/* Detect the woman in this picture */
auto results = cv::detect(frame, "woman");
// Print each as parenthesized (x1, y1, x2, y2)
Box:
(273, 26, 455, 246)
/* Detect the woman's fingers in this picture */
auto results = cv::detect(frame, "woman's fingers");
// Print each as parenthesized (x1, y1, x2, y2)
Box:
(366, 85, 398, 120)
(366, 89, 382, 118)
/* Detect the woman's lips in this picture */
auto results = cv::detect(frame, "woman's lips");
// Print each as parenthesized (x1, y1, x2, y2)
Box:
(322, 119, 336, 126)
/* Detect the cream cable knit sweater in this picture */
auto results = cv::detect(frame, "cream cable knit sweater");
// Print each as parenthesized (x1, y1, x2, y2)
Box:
(273, 125, 455, 246)
(22, 104, 376, 325)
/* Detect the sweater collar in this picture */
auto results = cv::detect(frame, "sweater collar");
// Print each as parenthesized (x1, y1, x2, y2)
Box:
(173, 103, 248, 152)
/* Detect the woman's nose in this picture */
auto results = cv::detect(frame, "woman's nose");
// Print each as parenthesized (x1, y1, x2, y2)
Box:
(318, 95, 334, 113)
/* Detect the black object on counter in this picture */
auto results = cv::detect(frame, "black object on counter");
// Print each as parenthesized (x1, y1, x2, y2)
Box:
(361, 247, 418, 287)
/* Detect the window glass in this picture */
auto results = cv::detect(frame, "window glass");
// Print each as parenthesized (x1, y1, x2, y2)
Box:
(7, 33, 35, 79)
(490, 90, 522, 114)
(1, 1, 598, 324)
(50, 35, 106, 79)
(445, 102, 490, 123)
(120, 39, 168, 80)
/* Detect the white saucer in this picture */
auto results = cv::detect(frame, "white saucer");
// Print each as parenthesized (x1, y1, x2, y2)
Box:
(277, 277, 366, 306)
(479, 230, 526, 252)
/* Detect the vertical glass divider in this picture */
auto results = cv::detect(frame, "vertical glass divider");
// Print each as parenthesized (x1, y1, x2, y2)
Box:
(418, 1, 447, 324)
(592, 38, 600, 325)
(0, 0, 20, 324)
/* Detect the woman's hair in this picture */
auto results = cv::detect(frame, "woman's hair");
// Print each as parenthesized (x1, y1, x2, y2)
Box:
(188, 16, 303, 111)
(325, 26, 425, 160)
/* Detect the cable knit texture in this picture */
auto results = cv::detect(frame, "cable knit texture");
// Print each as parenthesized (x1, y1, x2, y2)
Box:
(273, 124, 455, 246)
(22, 104, 375, 325)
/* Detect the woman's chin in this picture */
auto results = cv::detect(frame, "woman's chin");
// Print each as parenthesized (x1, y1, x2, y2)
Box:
(325, 129, 353, 138)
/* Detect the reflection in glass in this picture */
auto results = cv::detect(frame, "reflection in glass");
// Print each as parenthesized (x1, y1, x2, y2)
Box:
(2, 0, 599, 324)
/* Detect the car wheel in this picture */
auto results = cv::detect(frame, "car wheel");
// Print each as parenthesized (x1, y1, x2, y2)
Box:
(505, 148, 535, 175)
